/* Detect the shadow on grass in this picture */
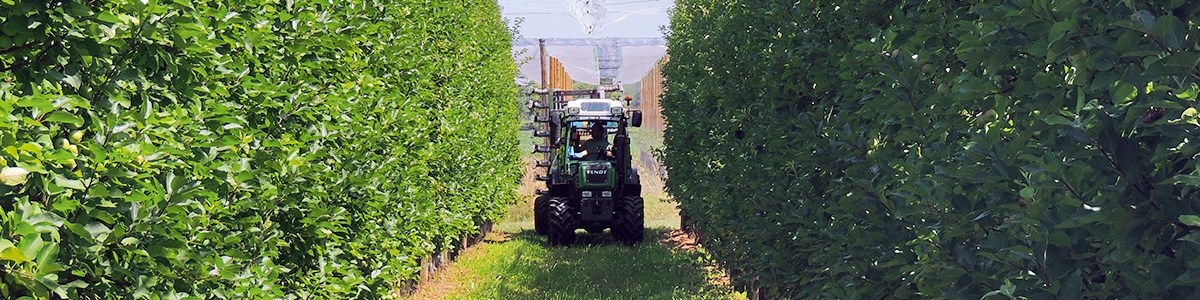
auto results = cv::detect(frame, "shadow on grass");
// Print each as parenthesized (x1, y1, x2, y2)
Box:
(468, 227, 733, 300)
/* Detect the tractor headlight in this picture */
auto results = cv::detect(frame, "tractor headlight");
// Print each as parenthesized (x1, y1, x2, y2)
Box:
(609, 106, 623, 116)
(581, 191, 593, 197)
(601, 191, 613, 198)
(567, 107, 581, 115)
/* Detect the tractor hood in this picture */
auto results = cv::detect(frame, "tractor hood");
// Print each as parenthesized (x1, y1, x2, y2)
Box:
(576, 161, 617, 190)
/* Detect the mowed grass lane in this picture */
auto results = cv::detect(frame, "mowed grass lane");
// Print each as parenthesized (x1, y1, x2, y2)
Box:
(409, 186, 741, 299)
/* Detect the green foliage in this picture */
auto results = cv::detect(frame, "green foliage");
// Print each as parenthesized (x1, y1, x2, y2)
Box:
(663, 0, 1200, 298)
(1, 0, 519, 298)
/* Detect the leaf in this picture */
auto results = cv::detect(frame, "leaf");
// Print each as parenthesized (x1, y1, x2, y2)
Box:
(1001, 279, 1016, 296)
(0, 167, 30, 186)
(1171, 175, 1200, 187)
(44, 111, 85, 127)
(1179, 215, 1200, 227)
(982, 290, 1005, 300)
(982, 279, 1017, 299)
(1061, 270, 1083, 300)
(1159, 52, 1199, 69)
(54, 173, 86, 190)
(1182, 108, 1199, 126)
(34, 242, 60, 275)
(1134, 10, 1155, 31)
(1176, 84, 1199, 100)
(1113, 30, 1140, 53)
(1042, 114, 1073, 126)
(1048, 20, 1075, 44)
(96, 12, 121, 24)
(17, 235, 45, 265)
(0, 239, 28, 263)
(18, 142, 43, 153)
(53, 95, 91, 110)
(1181, 232, 1200, 246)
(65, 223, 93, 243)
(16, 95, 54, 110)
(51, 198, 81, 212)
(1019, 187, 1035, 199)
(1151, 15, 1186, 50)
(25, 211, 65, 231)
(1058, 212, 1106, 228)
(84, 222, 111, 242)
(1112, 82, 1136, 105)
(62, 74, 82, 89)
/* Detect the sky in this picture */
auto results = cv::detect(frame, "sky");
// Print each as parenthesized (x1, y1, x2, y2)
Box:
(499, 0, 674, 39)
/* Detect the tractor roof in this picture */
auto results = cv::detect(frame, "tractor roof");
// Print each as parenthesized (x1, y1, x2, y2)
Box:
(563, 98, 626, 122)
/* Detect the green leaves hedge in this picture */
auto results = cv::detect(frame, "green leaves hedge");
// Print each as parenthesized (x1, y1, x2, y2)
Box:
(1, 0, 518, 298)
(663, 0, 1199, 298)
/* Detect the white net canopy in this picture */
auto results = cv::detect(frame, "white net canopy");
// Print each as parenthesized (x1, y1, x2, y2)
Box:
(502, 0, 672, 36)
(568, 0, 608, 34)
(512, 38, 667, 86)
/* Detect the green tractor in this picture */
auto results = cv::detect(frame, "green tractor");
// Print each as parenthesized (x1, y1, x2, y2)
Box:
(528, 87, 644, 246)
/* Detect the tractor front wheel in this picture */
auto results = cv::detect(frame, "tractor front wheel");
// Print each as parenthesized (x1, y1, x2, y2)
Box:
(612, 196, 644, 245)
(534, 196, 550, 235)
(547, 197, 577, 246)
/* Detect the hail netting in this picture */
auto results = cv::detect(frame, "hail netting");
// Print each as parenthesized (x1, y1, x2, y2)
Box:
(512, 38, 667, 86)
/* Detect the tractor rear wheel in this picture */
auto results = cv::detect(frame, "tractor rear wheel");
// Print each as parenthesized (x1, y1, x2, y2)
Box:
(547, 197, 577, 246)
(612, 196, 644, 245)
(534, 196, 549, 235)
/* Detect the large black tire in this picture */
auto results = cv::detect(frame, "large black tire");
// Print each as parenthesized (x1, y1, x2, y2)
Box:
(547, 197, 577, 246)
(612, 196, 644, 245)
(534, 196, 550, 235)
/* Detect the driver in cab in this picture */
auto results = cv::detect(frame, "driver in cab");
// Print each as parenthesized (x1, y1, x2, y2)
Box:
(581, 121, 611, 160)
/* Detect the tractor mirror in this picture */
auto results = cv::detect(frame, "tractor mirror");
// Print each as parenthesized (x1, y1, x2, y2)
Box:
(630, 111, 643, 127)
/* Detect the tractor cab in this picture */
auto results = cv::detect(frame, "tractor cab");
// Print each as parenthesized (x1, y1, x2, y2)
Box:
(565, 120, 615, 161)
